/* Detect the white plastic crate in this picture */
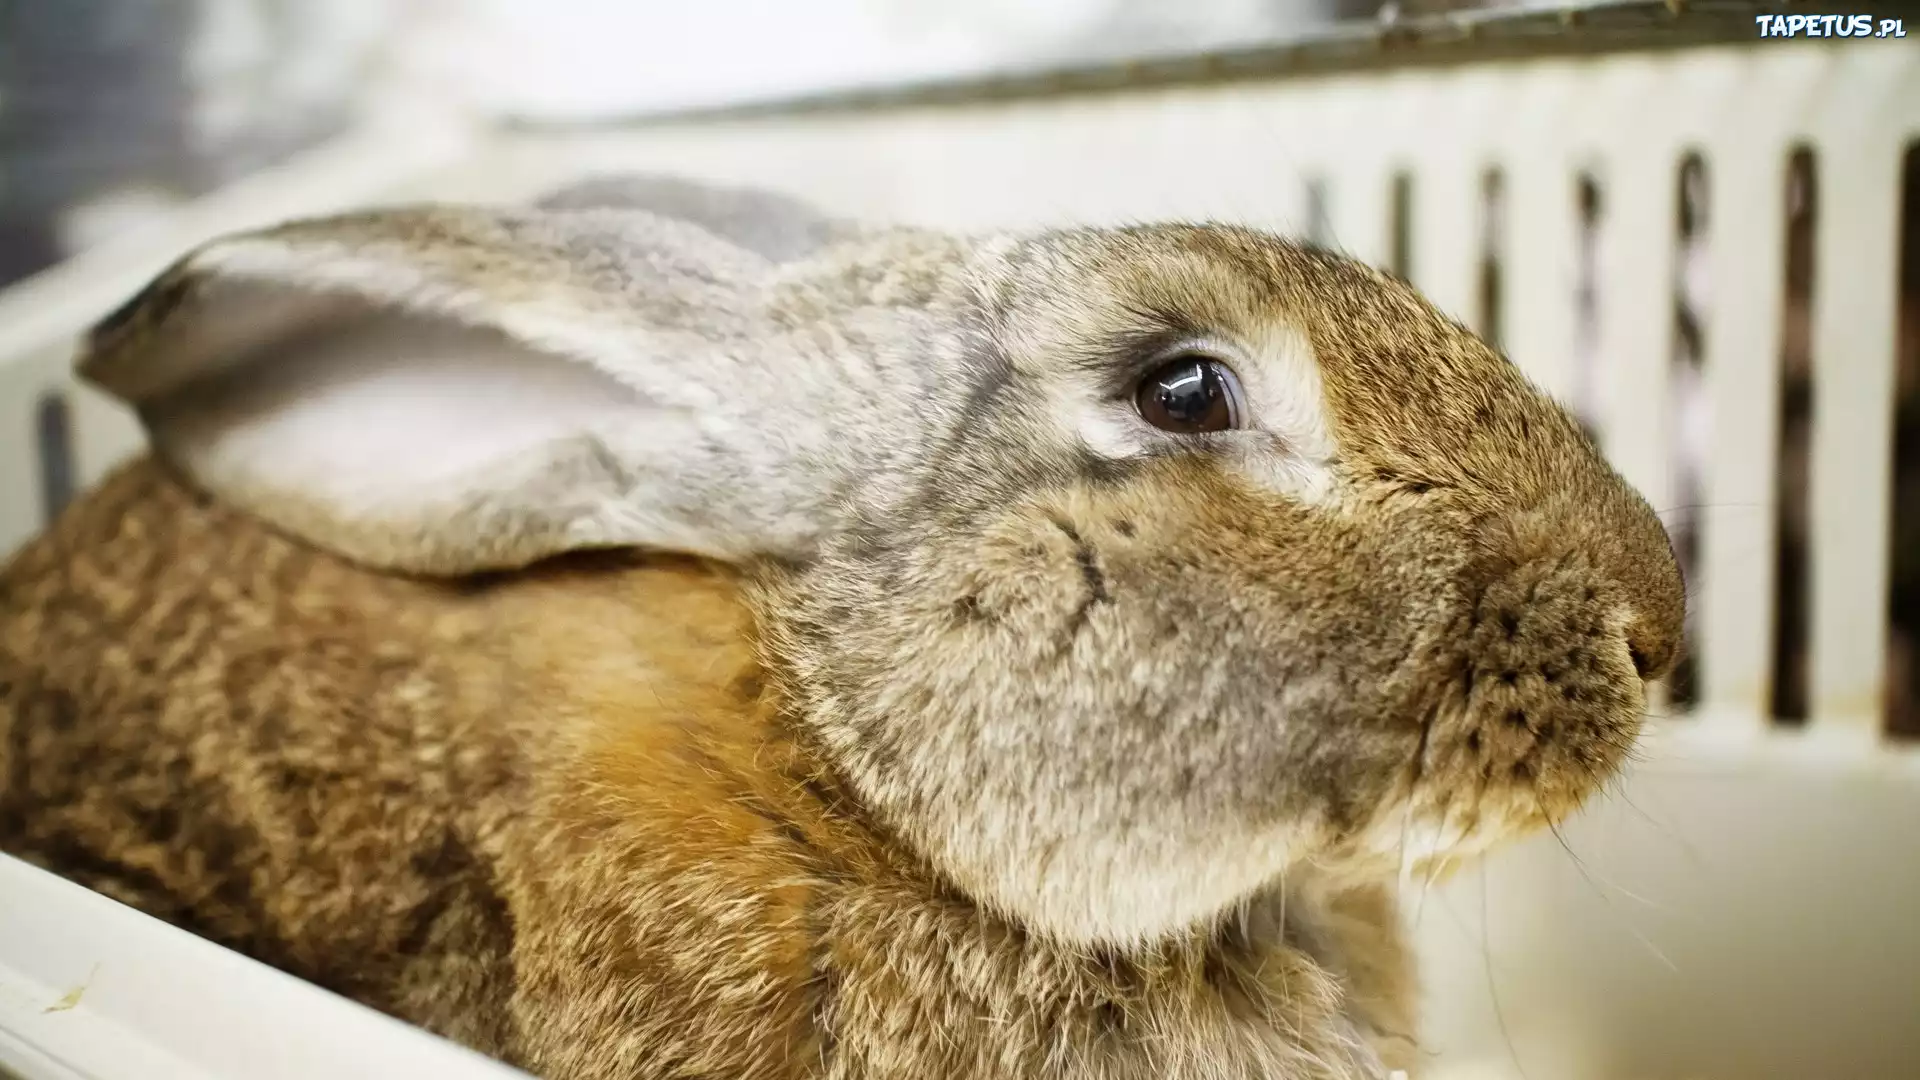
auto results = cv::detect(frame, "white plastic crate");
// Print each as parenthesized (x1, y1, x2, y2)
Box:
(2, 29, 1917, 1080)
(0, 852, 528, 1080)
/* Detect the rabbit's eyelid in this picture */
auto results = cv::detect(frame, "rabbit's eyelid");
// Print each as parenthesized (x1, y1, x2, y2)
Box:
(1099, 334, 1247, 399)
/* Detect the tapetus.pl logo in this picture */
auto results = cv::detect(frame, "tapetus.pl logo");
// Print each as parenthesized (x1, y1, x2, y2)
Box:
(1755, 13, 1906, 38)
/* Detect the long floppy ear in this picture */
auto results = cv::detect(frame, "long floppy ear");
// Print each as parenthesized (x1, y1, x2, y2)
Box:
(77, 204, 882, 575)
(535, 173, 859, 262)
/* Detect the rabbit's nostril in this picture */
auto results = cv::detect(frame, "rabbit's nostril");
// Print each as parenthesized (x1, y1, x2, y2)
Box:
(1628, 644, 1653, 679)
(1624, 625, 1677, 680)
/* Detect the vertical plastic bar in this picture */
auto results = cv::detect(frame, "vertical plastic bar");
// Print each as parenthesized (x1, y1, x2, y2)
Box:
(1589, 56, 1677, 507)
(1697, 75, 1796, 727)
(1808, 49, 1914, 732)
(1499, 64, 1583, 402)
(1407, 66, 1494, 326)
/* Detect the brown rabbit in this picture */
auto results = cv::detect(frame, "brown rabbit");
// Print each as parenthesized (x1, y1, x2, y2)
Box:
(0, 175, 1685, 1080)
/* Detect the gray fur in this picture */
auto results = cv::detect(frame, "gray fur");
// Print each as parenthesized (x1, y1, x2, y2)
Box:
(79, 199, 970, 575)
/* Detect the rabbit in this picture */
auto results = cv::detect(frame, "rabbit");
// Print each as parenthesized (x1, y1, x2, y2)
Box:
(0, 173, 1685, 1080)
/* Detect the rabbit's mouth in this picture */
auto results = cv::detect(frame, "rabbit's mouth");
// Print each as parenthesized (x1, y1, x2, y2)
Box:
(1342, 549, 1657, 882)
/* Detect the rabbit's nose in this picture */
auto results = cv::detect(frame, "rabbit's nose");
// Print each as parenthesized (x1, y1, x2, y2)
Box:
(1465, 466, 1687, 694)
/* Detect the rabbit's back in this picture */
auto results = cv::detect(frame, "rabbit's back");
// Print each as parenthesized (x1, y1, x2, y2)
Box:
(0, 457, 524, 1053)
(0, 457, 849, 1076)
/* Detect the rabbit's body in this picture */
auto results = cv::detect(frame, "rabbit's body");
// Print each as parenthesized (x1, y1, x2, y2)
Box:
(1, 458, 1411, 1079)
(0, 459, 526, 1056)
(0, 175, 1684, 1079)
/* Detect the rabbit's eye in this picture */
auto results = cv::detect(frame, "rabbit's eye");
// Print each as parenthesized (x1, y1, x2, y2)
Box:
(1135, 354, 1246, 434)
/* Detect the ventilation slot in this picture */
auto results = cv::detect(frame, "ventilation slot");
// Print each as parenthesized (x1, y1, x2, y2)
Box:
(35, 392, 76, 525)
(1772, 147, 1817, 726)
(1888, 140, 1920, 739)
(1667, 152, 1709, 709)
(1477, 167, 1505, 353)
(1572, 170, 1605, 445)
(1388, 171, 1413, 281)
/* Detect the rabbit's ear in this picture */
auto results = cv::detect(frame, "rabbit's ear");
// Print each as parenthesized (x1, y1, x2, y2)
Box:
(535, 173, 856, 262)
(78, 205, 865, 575)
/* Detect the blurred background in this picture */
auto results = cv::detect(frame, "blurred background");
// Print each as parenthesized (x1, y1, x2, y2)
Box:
(1, 2, 1917, 1079)
(0, 0, 1550, 285)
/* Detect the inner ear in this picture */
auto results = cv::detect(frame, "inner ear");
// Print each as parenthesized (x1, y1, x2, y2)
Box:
(156, 310, 645, 500)
(143, 307, 679, 575)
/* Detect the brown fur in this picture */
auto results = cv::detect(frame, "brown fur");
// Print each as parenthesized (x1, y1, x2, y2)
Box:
(0, 460, 1417, 1077)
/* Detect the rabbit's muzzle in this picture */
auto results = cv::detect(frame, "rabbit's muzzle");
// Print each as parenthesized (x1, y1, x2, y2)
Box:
(1381, 534, 1681, 867)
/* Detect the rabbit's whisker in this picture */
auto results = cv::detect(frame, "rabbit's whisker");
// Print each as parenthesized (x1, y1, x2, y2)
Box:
(1396, 706, 1439, 896)
(1479, 861, 1535, 1080)
(1411, 791, 1454, 927)
(1542, 815, 1678, 974)
(1569, 753, 1695, 865)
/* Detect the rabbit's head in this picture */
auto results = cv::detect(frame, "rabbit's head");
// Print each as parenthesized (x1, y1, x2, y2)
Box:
(83, 176, 1683, 950)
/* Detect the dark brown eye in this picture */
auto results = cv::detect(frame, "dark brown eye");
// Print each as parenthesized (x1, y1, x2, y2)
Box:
(1134, 354, 1246, 434)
